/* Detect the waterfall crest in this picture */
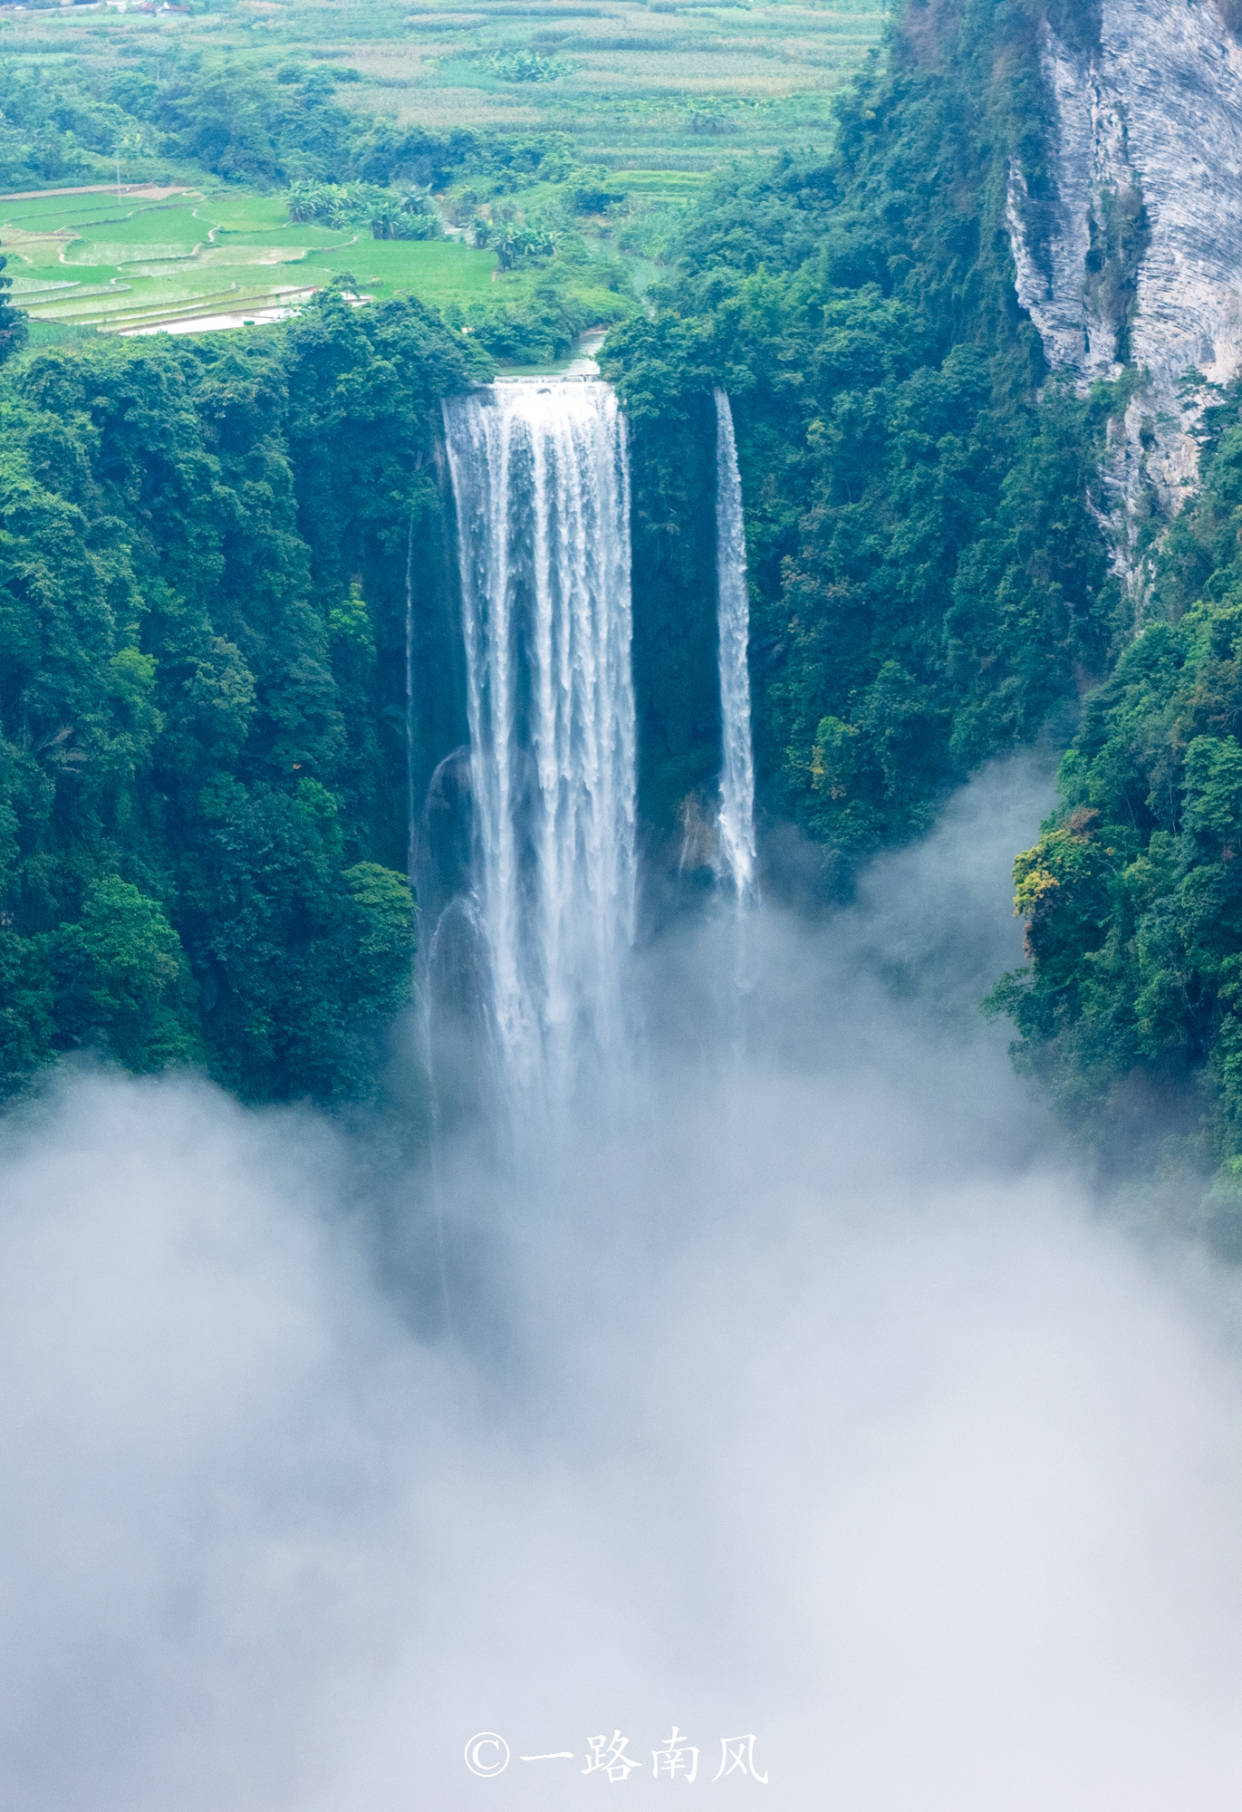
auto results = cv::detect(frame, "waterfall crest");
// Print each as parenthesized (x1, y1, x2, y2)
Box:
(714, 389, 757, 902)
(441, 380, 638, 1097)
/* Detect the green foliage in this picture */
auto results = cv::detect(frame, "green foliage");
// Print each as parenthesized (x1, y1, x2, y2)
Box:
(472, 215, 557, 272)
(482, 50, 570, 85)
(0, 58, 134, 189)
(0, 249, 26, 367)
(0, 50, 591, 196)
(568, 172, 625, 217)
(610, 0, 1114, 868)
(181, 776, 414, 1100)
(288, 180, 441, 241)
(137, 61, 355, 187)
(997, 392, 1242, 1169)
(451, 274, 613, 365)
(51, 875, 196, 1074)
(0, 55, 357, 192)
(0, 288, 481, 1104)
(1084, 178, 1149, 364)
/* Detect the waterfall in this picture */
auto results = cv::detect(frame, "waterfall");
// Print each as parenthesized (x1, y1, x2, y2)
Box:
(714, 389, 757, 902)
(404, 512, 417, 884)
(441, 379, 638, 1097)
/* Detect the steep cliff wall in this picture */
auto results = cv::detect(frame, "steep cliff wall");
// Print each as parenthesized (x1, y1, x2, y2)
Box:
(1009, 0, 1242, 567)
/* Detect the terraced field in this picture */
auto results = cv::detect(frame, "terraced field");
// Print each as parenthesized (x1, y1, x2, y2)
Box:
(0, 186, 498, 335)
(0, 0, 885, 340)
(0, 0, 886, 185)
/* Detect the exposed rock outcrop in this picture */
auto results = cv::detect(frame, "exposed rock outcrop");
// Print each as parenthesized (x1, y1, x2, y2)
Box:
(1008, 0, 1242, 583)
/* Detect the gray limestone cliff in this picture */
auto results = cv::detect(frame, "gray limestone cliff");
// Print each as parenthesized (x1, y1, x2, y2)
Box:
(1007, 0, 1242, 584)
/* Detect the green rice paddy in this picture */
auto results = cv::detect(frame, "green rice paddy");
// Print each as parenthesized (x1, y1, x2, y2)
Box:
(0, 0, 886, 337)
(1, 185, 498, 335)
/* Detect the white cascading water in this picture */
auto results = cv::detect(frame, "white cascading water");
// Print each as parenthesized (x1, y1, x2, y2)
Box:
(441, 379, 638, 1098)
(714, 388, 757, 902)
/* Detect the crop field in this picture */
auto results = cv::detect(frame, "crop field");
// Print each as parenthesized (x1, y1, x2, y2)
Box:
(0, 0, 887, 181)
(0, 0, 885, 343)
(0, 185, 499, 335)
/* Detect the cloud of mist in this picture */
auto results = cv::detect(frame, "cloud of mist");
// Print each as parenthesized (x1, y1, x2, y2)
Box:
(4, 755, 1242, 1811)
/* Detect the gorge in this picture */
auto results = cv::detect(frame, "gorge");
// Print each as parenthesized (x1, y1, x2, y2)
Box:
(8, 4, 1242, 1805)
(5, 0, 1242, 1195)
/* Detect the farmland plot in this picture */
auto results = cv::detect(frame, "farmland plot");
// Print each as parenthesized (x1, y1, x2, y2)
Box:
(0, 0, 886, 190)
(0, 186, 499, 334)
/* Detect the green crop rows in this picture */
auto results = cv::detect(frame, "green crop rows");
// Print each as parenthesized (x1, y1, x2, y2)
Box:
(0, 186, 498, 335)
(2, 0, 886, 180)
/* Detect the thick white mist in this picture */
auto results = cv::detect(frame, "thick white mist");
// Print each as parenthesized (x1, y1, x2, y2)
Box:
(4, 759, 1242, 1810)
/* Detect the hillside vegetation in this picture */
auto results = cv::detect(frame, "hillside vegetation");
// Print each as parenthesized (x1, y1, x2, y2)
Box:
(0, 286, 485, 1102)
(996, 390, 1242, 1189)
(0, 0, 884, 186)
(610, 0, 1115, 868)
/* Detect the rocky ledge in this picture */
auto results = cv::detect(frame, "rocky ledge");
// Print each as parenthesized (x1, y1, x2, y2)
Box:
(1008, 0, 1242, 576)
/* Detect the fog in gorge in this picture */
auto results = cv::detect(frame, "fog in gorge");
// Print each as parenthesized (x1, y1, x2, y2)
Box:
(4, 750, 1242, 1811)
(5, 373, 1242, 1812)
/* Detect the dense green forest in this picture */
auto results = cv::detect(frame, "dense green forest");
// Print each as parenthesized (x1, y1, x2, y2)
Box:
(0, 280, 486, 1102)
(994, 388, 1242, 1185)
(0, 51, 541, 195)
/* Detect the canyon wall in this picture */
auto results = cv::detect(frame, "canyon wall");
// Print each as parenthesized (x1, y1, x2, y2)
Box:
(1008, 0, 1242, 566)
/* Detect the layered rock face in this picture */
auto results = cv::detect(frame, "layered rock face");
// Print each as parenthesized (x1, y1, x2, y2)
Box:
(1009, 0, 1242, 563)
